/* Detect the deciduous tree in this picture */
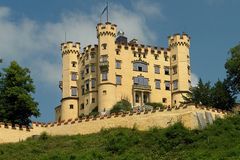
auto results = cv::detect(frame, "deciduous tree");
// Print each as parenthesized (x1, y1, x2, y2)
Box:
(0, 61, 40, 125)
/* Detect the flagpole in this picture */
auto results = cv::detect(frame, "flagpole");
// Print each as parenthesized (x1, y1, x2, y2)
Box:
(107, 1, 109, 22)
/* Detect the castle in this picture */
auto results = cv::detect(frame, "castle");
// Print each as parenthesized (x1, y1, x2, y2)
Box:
(0, 21, 229, 144)
(55, 21, 191, 121)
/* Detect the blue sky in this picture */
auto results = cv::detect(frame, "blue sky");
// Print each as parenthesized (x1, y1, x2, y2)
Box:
(0, 0, 239, 122)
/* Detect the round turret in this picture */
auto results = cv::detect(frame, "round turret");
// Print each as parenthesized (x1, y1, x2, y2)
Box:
(168, 33, 191, 107)
(97, 22, 117, 113)
(60, 41, 80, 121)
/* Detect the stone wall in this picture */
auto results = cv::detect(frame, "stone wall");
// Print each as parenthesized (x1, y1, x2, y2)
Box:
(0, 105, 228, 144)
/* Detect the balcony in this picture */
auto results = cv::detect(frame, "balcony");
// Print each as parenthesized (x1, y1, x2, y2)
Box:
(99, 60, 109, 71)
(133, 84, 151, 91)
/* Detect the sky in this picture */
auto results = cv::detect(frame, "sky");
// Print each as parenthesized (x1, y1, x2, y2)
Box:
(0, 0, 239, 122)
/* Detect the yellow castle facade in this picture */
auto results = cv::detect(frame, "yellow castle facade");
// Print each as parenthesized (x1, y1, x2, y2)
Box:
(55, 21, 191, 121)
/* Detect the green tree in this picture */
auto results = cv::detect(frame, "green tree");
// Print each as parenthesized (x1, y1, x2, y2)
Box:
(211, 80, 235, 110)
(182, 79, 212, 106)
(0, 61, 40, 125)
(110, 99, 132, 113)
(225, 44, 240, 94)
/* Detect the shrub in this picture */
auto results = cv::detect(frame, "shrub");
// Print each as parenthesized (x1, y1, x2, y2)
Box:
(145, 102, 164, 109)
(89, 107, 99, 117)
(110, 99, 132, 113)
(39, 132, 49, 141)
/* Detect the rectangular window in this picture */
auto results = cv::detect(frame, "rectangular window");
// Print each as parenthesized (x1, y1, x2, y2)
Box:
(91, 64, 95, 72)
(154, 65, 160, 74)
(188, 80, 191, 89)
(173, 80, 178, 90)
(86, 54, 89, 60)
(116, 60, 121, 69)
(85, 65, 89, 74)
(69, 104, 74, 109)
(188, 66, 191, 75)
(162, 98, 167, 103)
(85, 80, 89, 92)
(116, 75, 122, 85)
(80, 103, 84, 110)
(164, 67, 170, 75)
(100, 55, 108, 62)
(101, 43, 107, 50)
(102, 72, 108, 81)
(164, 55, 169, 61)
(71, 87, 78, 96)
(165, 81, 170, 90)
(172, 55, 177, 61)
(92, 98, 95, 103)
(81, 85, 84, 95)
(91, 79, 96, 88)
(71, 72, 77, 81)
(133, 76, 148, 86)
(90, 53, 95, 59)
(72, 61, 77, 67)
(81, 71, 84, 80)
(116, 50, 120, 55)
(173, 66, 177, 75)
(135, 94, 139, 103)
(133, 62, 148, 72)
(155, 79, 161, 89)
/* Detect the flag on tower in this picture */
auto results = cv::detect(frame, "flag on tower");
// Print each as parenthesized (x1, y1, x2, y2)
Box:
(100, 1, 109, 22)
(101, 4, 108, 16)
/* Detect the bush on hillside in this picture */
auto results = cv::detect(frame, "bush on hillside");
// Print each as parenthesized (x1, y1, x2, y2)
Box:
(145, 102, 164, 109)
(110, 99, 132, 113)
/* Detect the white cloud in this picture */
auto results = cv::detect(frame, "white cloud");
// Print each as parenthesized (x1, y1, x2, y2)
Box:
(134, 0, 162, 18)
(191, 73, 199, 87)
(110, 4, 157, 44)
(0, 3, 162, 85)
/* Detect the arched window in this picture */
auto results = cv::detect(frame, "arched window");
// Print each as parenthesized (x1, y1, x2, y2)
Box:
(133, 61, 148, 72)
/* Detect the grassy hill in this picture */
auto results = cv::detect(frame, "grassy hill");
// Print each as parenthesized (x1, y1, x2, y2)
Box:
(1, 114, 240, 160)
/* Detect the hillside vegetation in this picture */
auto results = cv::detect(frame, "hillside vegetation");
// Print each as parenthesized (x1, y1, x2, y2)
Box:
(1, 114, 240, 160)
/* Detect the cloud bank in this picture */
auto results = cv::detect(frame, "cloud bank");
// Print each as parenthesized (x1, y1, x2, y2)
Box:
(0, 1, 162, 86)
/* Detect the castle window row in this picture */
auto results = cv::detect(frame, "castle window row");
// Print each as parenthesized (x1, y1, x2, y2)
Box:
(80, 78, 96, 95)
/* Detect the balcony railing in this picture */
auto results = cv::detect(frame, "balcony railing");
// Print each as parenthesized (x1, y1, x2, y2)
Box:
(133, 84, 151, 91)
(99, 60, 109, 67)
(99, 60, 109, 71)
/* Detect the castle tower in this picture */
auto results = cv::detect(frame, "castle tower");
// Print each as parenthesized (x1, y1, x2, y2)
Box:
(96, 22, 117, 113)
(60, 42, 80, 121)
(168, 33, 191, 107)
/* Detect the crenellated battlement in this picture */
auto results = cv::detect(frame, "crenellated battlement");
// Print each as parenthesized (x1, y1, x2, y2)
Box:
(83, 44, 98, 53)
(116, 43, 170, 55)
(168, 33, 190, 48)
(96, 22, 117, 38)
(0, 122, 32, 131)
(33, 104, 229, 128)
(61, 41, 80, 55)
(0, 104, 230, 143)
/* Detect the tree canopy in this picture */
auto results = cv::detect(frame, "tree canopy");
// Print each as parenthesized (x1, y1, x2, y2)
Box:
(182, 79, 235, 110)
(225, 44, 240, 94)
(0, 61, 40, 125)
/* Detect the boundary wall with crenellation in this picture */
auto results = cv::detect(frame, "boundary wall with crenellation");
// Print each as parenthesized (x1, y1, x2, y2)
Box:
(0, 105, 229, 144)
